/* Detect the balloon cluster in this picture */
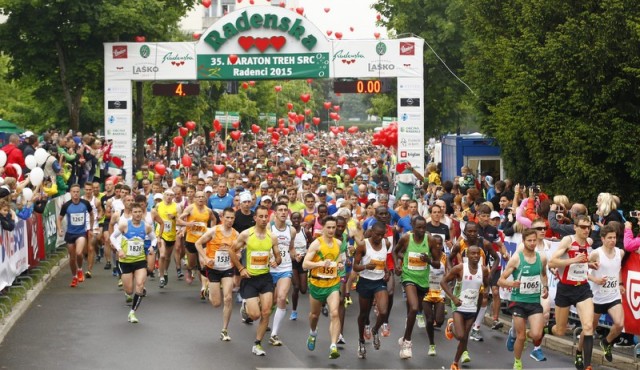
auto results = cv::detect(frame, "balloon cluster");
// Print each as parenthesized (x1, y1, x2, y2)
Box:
(372, 122, 398, 148)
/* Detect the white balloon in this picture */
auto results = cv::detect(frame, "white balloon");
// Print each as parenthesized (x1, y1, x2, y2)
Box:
(22, 188, 33, 202)
(29, 167, 44, 186)
(34, 148, 48, 166)
(25, 155, 37, 170)
(0, 151, 6, 167)
(11, 163, 22, 180)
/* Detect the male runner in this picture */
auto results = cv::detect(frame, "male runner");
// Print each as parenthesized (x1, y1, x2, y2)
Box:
(57, 184, 94, 287)
(195, 208, 239, 342)
(290, 212, 310, 321)
(500, 228, 548, 370)
(424, 235, 447, 356)
(303, 216, 345, 359)
(230, 206, 281, 356)
(156, 189, 180, 288)
(83, 181, 102, 278)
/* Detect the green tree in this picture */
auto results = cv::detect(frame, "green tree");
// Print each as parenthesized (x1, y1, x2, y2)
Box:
(462, 0, 640, 207)
(0, 0, 196, 131)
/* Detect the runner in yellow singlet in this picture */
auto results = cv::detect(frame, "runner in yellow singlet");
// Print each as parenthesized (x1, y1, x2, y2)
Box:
(156, 189, 181, 289)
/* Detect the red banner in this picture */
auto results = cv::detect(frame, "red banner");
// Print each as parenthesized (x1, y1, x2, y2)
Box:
(621, 252, 640, 335)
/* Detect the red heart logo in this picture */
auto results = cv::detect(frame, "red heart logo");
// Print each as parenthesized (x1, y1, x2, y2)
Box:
(342, 59, 347, 64)
(270, 36, 286, 51)
(335, 32, 343, 39)
(228, 54, 239, 64)
(180, 61, 185, 66)
(254, 37, 270, 52)
(238, 36, 255, 51)
(171, 61, 176, 65)
(295, 7, 304, 15)
(346, 60, 351, 65)
(324, 8, 330, 13)
(326, 30, 333, 36)
(351, 59, 356, 63)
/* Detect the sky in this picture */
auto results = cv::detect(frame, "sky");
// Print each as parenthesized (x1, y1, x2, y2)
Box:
(298, 0, 388, 40)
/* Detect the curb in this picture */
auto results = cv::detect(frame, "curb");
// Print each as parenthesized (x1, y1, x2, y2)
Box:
(486, 316, 639, 370)
(0, 256, 69, 345)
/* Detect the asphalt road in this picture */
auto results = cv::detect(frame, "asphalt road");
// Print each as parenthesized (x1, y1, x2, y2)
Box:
(0, 263, 583, 370)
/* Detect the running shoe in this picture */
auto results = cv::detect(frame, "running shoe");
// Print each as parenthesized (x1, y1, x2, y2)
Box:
(364, 325, 372, 340)
(428, 344, 436, 356)
(357, 341, 366, 359)
(269, 335, 283, 346)
(513, 358, 522, 370)
(344, 296, 352, 307)
(506, 327, 516, 352)
(85, 271, 92, 279)
(289, 311, 298, 321)
(307, 333, 317, 351)
(104, 262, 111, 270)
(574, 352, 584, 370)
(177, 268, 184, 280)
(461, 350, 470, 363)
(141, 288, 147, 297)
(530, 347, 547, 362)
(70, 277, 78, 288)
(445, 318, 454, 340)
(337, 334, 346, 345)
(241, 302, 253, 324)
(220, 329, 231, 341)
(372, 330, 380, 350)
(159, 277, 166, 288)
(450, 363, 460, 370)
(252, 344, 266, 356)
(600, 339, 613, 362)
(117, 278, 123, 287)
(200, 288, 206, 300)
(77, 270, 84, 283)
(381, 323, 390, 337)
(399, 339, 412, 359)
(329, 344, 340, 359)
(321, 305, 329, 317)
(125, 293, 133, 304)
(416, 313, 426, 328)
(491, 320, 503, 330)
(127, 311, 138, 323)
(469, 328, 483, 341)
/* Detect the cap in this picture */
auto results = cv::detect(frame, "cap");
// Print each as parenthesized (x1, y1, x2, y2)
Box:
(170, 160, 177, 166)
(23, 131, 34, 138)
(261, 195, 272, 202)
(204, 186, 214, 193)
(336, 198, 345, 208)
(301, 173, 312, 181)
(242, 177, 249, 183)
(153, 193, 163, 200)
(490, 211, 501, 219)
(321, 171, 328, 177)
(401, 194, 411, 201)
(380, 182, 390, 190)
(342, 164, 349, 170)
(368, 193, 377, 200)
(239, 191, 252, 203)
(485, 175, 494, 186)
(362, 174, 369, 181)
(318, 189, 327, 196)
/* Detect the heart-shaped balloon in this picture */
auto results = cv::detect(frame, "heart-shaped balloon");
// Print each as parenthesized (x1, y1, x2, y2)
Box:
(182, 154, 192, 167)
(241, 82, 249, 90)
(251, 124, 260, 134)
(218, 142, 226, 152)
(374, 32, 381, 39)
(213, 119, 222, 132)
(324, 7, 330, 13)
(232, 121, 240, 129)
(209, 131, 216, 139)
(347, 167, 358, 179)
(323, 102, 332, 110)
(340, 139, 347, 146)
(295, 167, 304, 178)
(310, 148, 319, 156)
(348, 126, 359, 133)
(256, 140, 265, 149)
(179, 127, 189, 137)
(271, 138, 279, 146)
(267, 127, 274, 133)
(338, 126, 345, 133)
(213, 165, 226, 175)
(173, 136, 184, 147)
(274, 85, 282, 92)
(230, 131, 242, 141)
(282, 128, 290, 136)
(287, 102, 294, 111)
(306, 79, 313, 84)
(155, 163, 166, 176)
(202, 0, 211, 8)
(329, 112, 339, 120)
(312, 117, 321, 125)
(333, 105, 341, 112)
(185, 121, 196, 131)
(304, 108, 311, 116)
(338, 156, 346, 165)
(295, 7, 304, 15)
(304, 123, 310, 129)
(300, 93, 311, 103)
(271, 131, 280, 141)
(146, 138, 154, 145)
(305, 133, 315, 141)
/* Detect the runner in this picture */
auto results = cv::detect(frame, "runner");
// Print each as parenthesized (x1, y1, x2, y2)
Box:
(394, 216, 441, 359)
(100, 177, 116, 271)
(441, 243, 489, 370)
(110, 202, 154, 323)
(268, 202, 296, 346)
(423, 234, 447, 356)
(499, 228, 548, 370)
(290, 211, 310, 321)
(195, 207, 239, 342)
(135, 194, 162, 280)
(353, 221, 391, 359)
(156, 189, 180, 289)
(82, 181, 102, 279)
(578, 223, 624, 364)
(303, 215, 345, 359)
(108, 193, 135, 288)
(178, 190, 216, 299)
(57, 184, 94, 287)
(548, 215, 597, 370)
(229, 205, 281, 356)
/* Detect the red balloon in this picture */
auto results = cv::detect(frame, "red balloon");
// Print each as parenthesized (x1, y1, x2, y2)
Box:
(266, 127, 274, 133)
(306, 78, 314, 84)
(287, 102, 294, 111)
(213, 119, 222, 132)
(213, 165, 226, 175)
(312, 117, 321, 125)
(112, 156, 123, 168)
(300, 93, 311, 103)
(232, 121, 240, 129)
(271, 131, 280, 140)
(278, 118, 285, 125)
(173, 136, 184, 147)
(249, 81, 256, 87)
(288, 125, 296, 132)
(304, 108, 311, 116)
(335, 32, 343, 40)
(301, 148, 309, 156)
(330, 127, 340, 135)
(340, 138, 347, 146)
(329, 112, 338, 121)
(296, 167, 304, 178)
(274, 85, 282, 92)
(338, 156, 346, 165)
(305, 133, 315, 141)
(230, 130, 242, 141)
(310, 148, 319, 156)
(179, 127, 189, 137)
(338, 126, 345, 133)
(241, 82, 249, 89)
(278, 121, 285, 129)
(209, 131, 216, 139)
(251, 124, 260, 134)
(218, 142, 226, 152)
(333, 105, 341, 112)
(256, 140, 265, 149)
(146, 138, 153, 145)
(202, 0, 212, 8)
(304, 123, 310, 129)
(348, 126, 359, 133)
(288, 111, 297, 120)
(185, 121, 196, 131)
(323, 102, 331, 110)
(297, 114, 305, 123)
(155, 163, 166, 176)
(271, 138, 279, 146)
(282, 128, 290, 136)
(347, 167, 358, 179)
(182, 154, 192, 167)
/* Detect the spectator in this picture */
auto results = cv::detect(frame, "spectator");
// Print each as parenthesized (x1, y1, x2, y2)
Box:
(2, 134, 25, 179)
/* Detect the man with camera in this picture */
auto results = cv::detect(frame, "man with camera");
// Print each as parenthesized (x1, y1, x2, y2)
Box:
(549, 203, 589, 237)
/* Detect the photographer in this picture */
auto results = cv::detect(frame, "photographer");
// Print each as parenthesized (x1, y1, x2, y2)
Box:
(549, 201, 588, 237)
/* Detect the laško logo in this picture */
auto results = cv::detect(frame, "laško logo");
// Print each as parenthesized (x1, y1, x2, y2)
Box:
(112, 45, 128, 59)
(400, 42, 415, 56)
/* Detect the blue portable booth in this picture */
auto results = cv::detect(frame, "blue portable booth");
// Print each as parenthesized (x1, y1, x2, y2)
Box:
(441, 133, 503, 182)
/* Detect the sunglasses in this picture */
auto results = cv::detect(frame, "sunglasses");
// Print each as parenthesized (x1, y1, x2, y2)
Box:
(533, 227, 547, 231)
(576, 224, 591, 230)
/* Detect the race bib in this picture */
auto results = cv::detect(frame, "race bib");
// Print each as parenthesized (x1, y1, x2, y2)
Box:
(249, 251, 269, 270)
(190, 222, 207, 236)
(127, 239, 144, 257)
(519, 275, 541, 295)
(294, 242, 307, 256)
(279, 248, 291, 265)
(70, 213, 85, 226)
(371, 258, 386, 271)
(315, 261, 338, 279)
(460, 288, 479, 307)
(567, 262, 588, 282)
(163, 220, 173, 232)
(429, 270, 444, 291)
(600, 276, 618, 295)
(407, 251, 427, 271)
(214, 250, 231, 270)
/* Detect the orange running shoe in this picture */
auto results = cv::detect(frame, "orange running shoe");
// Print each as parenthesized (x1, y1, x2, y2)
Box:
(450, 362, 460, 370)
(77, 270, 84, 283)
(445, 318, 454, 340)
(70, 277, 78, 288)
